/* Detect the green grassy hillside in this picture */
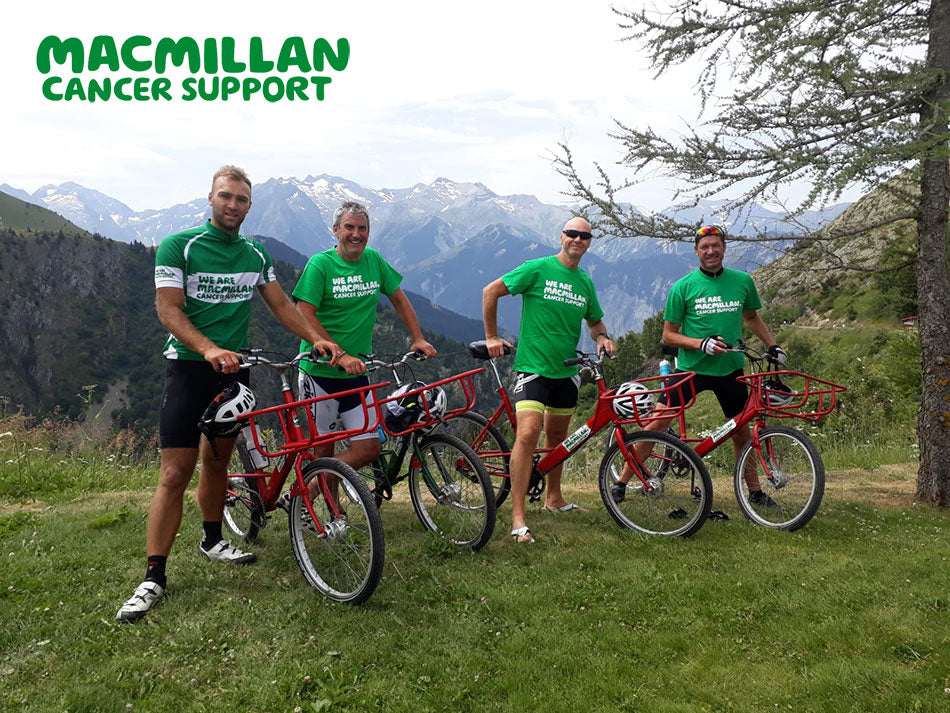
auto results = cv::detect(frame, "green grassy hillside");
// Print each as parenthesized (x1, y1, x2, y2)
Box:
(0, 190, 93, 237)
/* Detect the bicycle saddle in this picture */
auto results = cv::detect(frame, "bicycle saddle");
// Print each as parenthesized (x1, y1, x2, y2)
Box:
(468, 340, 512, 360)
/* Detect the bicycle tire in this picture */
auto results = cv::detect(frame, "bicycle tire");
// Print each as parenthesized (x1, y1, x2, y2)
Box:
(408, 432, 497, 550)
(288, 458, 385, 605)
(438, 410, 511, 508)
(733, 425, 824, 532)
(604, 427, 679, 484)
(224, 435, 264, 543)
(598, 430, 711, 537)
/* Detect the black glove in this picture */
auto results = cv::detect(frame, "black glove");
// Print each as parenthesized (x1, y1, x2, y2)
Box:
(700, 336, 722, 355)
(766, 345, 787, 365)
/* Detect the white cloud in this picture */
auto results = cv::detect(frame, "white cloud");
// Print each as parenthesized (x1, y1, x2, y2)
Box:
(2, 0, 700, 211)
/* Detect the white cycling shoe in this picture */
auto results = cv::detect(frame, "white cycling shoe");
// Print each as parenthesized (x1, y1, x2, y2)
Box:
(116, 581, 165, 623)
(199, 539, 257, 564)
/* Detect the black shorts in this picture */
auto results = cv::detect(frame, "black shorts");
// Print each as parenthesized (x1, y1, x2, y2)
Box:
(510, 372, 581, 416)
(159, 359, 250, 449)
(662, 369, 748, 419)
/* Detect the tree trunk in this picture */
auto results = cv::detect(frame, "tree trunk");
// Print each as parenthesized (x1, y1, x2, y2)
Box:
(914, 0, 950, 505)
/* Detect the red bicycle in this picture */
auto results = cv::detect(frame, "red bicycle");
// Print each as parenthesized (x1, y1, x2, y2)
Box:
(224, 350, 387, 604)
(441, 342, 714, 537)
(610, 340, 846, 531)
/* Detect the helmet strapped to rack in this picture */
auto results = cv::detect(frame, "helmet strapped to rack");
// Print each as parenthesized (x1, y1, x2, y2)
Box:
(384, 381, 446, 432)
(612, 381, 655, 419)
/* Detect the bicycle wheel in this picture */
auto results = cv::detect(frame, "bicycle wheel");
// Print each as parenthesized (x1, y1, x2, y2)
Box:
(335, 435, 399, 510)
(438, 411, 511, 508)
(733, 426, 824, 531)
(408, 432, 497, 550)
(288, 458, 385, 605)
(603, 427, 679, 484)
(224, 436, 264, 542)
(598, 431, 711, 537)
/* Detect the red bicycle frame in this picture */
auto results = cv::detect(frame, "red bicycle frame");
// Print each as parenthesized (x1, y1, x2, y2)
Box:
(230, 354, 388, 536)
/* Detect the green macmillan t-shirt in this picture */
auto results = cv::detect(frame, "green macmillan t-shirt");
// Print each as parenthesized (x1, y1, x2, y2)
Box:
(664, 268, 763, 376)
(503, 255, 604, 379)
(293, 246, 402, 378)
(154, 221, 277, 361)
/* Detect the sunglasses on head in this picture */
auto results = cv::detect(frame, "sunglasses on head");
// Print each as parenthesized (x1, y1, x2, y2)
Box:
(562, 229, 593, 240)
(697, 226, 723, 237)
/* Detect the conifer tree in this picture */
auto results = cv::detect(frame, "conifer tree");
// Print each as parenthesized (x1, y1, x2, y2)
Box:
(556, 0, 950, 505)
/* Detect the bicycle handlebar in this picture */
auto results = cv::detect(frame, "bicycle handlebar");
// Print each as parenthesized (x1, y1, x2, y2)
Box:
(359, 350, 428, 373)
(658, 339, 783, 369)
(562, 348, 615, 368)
(237, 349, 347, 372)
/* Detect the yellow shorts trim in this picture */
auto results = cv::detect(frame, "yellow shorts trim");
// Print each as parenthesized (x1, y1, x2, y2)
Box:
(514, 400, 545, 415)
(514, 401, 575, 417)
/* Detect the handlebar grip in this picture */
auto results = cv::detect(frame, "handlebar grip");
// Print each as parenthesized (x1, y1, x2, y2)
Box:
(563, 357, 584, 366)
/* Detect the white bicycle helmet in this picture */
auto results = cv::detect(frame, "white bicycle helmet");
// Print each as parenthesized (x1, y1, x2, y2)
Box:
(762, 377, 796, 407)
(612, 381, 655, 419)
(198, 382, 257, 454)
(384, 382, 446, 431)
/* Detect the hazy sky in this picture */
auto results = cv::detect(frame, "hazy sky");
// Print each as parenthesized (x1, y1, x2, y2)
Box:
(4, 0, 706, 212)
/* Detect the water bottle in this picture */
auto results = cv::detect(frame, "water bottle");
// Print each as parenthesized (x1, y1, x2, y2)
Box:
(376, 424, 387, 444)
(240, 425, 268, 469)
(659, 358, 671, 376)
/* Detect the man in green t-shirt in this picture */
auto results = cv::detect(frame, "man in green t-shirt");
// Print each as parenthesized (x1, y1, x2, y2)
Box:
(117, 166, 337, 624)
(291, 201, 436, 478)
(610, 225, 786, 507)
(484, 217, 617, 543)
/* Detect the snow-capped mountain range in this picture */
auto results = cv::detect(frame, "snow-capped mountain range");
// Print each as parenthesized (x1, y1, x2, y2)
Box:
(1, 176, 848, 336)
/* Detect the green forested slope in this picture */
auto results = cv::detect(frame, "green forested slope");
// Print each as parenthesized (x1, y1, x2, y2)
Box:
(0, 229, 501, 432)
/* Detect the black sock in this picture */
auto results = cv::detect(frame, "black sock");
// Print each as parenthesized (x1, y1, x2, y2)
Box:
(145, 555, 167, 588)
(201, 521, 223, 550)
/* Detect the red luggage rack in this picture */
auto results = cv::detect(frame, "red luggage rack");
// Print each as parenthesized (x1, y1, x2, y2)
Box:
(736, 370, 846, 422)
(375, 367, 484, 438)
(243, 381, 391, 458)
(601, 372, 699, 427)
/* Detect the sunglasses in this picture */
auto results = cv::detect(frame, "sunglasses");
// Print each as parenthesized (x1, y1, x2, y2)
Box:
(697, 226, 723, 237)
(562, 229, 593, 240)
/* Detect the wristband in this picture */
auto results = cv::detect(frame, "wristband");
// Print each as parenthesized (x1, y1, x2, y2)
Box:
(594, 332, 610, 340)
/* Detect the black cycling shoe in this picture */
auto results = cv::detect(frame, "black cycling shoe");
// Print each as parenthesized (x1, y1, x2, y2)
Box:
(749, 490, 781, 508)
(610, 481, 626, 504)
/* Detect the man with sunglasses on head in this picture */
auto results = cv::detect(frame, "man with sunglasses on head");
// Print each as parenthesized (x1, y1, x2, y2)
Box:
(290, 200, 437, 489)
(610, 224, 786, 508)
(483, 217, 617, 543)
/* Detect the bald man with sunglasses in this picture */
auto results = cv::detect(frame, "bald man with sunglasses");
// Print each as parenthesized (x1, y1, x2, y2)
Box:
(483, 217, 616, 543)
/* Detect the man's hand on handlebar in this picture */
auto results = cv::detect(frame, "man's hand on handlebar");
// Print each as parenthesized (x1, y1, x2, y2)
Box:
(766, 344, 788, 365)
(699, 336, 727, 355)
(410, 338, 438, 359)
(205, 346, 242, 374)
(597, 337, 618, 358)
(308, 339, 341, 367)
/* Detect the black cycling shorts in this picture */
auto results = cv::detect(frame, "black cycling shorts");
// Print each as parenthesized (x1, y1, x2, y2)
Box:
(510, 372, 581, 416)
(661, 368, 748, 419)
(159, 359, 250, 449)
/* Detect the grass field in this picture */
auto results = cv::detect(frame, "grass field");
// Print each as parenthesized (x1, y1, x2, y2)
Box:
(1, 451, 948, 713)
